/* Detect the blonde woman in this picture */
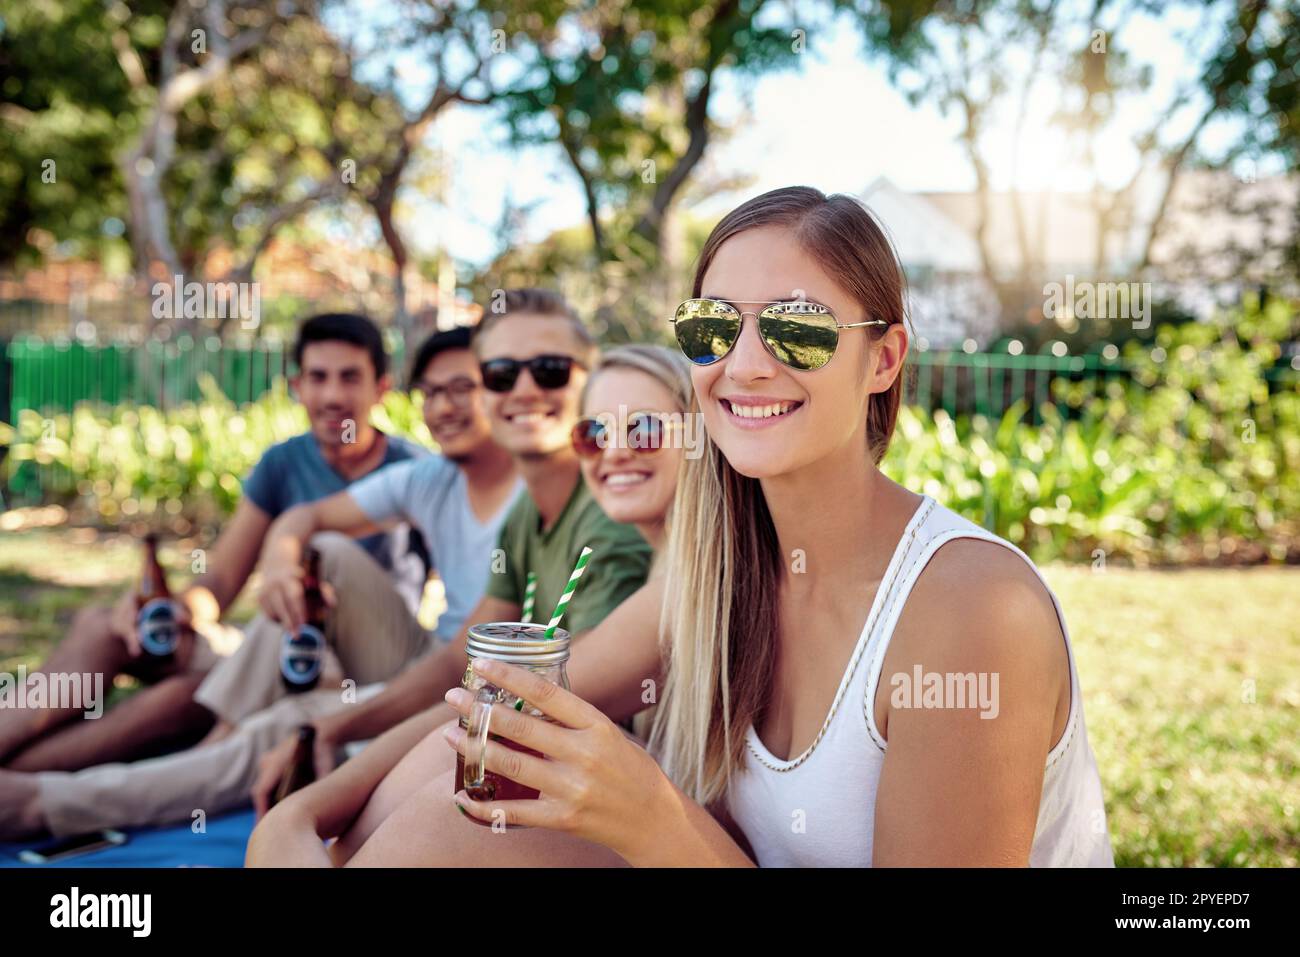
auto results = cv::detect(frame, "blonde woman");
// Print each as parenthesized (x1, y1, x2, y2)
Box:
(255, 187, 1113, 867)
(570, 345, 694, 552)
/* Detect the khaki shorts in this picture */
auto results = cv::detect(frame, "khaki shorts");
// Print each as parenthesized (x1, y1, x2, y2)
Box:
(193, 532, 432, 726)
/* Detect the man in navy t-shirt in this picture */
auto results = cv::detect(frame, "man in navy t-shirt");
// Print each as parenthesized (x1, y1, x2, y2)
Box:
(0, 313, 426, 774)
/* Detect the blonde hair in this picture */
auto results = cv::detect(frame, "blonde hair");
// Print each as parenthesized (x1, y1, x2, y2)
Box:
(581, 344, 693, 413)
(583, 345, 693, 744)
(646, 186, 908, 806)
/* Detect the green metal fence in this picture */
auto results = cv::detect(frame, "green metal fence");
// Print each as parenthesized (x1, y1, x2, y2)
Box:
(3, 333, 1296, 428)
(907, 346, 1136, 423)
(2, 335, 409, 425)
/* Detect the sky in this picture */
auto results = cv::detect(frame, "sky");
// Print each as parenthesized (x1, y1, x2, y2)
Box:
(332, 1, 1269, 271)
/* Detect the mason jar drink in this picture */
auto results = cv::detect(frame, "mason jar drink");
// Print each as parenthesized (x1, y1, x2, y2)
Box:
(455, 622, 570, 825)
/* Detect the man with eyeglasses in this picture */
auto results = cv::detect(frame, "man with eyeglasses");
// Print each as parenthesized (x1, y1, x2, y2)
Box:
(247, 287, 655, 813)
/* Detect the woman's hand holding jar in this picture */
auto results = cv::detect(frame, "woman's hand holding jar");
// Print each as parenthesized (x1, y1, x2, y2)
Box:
(442, 656, 688, 866)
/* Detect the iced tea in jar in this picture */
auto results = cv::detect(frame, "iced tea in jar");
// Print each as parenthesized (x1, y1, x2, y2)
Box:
(455, 622, 570, 827)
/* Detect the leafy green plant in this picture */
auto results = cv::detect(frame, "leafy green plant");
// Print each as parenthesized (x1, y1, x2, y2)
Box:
(882, 299, 1299, 563)
(1, 376, 433, 526)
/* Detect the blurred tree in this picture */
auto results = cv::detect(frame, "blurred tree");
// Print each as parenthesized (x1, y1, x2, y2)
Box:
(496, 0, 803, 264)
(280, 0, 509, 337)
(110, 0, 319, 282)
(856, 0, 1290, 340)
(1246, 0, 1300, 171)
(0, 0, 509, 335)
(471, 0, 943, 340)
(11, 0, 1087, 347)
(0, 0, 345, 295)
(1158, 0, 1300, 286)
(0, 0, 163, 267)
(1133, 0, 1270, 273)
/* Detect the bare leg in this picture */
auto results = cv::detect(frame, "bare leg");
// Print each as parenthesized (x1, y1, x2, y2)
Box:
(331, 717, 460, 862)
(246, 708, 446, 867)
(0, 606, 131, 763)
(345, 766, 627, 868)
(4, 671, 215, 772)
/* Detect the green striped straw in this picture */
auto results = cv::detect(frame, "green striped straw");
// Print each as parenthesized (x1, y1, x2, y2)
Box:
(513, 564, 580, 710)
(520, 572, 538, 623)
(544, 546, 593, 640)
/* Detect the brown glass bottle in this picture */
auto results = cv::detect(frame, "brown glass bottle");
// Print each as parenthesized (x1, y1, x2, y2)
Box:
(280, 546, 327, 692)
(271, 725, 317, 808)
(136, 533, 180, 658)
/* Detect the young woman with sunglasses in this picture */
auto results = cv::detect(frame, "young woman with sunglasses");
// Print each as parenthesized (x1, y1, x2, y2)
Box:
(266, 187, 1112, 867)
(571, 345, 693, 552)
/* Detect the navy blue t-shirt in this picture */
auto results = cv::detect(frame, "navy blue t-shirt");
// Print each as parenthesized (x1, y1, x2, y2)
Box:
(241, 432, 431, 608)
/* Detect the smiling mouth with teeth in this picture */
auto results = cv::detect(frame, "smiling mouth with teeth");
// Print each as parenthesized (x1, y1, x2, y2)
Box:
(507, 410, 554, 424)
(602, 472, 651, 487)
(722, 399, 802, 419)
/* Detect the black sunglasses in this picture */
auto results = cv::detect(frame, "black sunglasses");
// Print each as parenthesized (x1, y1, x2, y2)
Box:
(670, 298, 887, 371)
(479, 354, 585, 393)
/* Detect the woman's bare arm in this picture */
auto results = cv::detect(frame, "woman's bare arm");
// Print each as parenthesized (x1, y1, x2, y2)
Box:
(872, 540, 1068, 866)
(565, 575, 665, 722)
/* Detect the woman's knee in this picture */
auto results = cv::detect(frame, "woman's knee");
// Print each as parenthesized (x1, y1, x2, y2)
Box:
(362, 724, 458, 819)
(350, 768, 625, 868)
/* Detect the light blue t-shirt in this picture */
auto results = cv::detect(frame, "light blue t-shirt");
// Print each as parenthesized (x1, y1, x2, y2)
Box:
(346, 456, 522, 642)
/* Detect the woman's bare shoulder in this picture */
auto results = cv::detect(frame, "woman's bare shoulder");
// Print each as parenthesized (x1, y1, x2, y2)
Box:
(895, 537, 1065, 687)
(877, 536, 1070, 778)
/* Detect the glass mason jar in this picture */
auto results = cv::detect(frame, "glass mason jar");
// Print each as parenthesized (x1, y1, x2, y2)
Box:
(455, 622, 571, 825)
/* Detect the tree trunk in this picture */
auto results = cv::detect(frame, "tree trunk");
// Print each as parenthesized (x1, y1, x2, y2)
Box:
(373, 185, 411, 339)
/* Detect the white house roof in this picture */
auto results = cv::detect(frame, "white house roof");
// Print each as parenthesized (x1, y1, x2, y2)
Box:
(860, 176, 985, 273)
(898, 170, 1297, 280)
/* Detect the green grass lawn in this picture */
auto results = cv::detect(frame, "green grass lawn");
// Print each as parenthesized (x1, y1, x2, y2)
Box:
(1, 526, 1296, 866)
(1048, 565, 1299, 866)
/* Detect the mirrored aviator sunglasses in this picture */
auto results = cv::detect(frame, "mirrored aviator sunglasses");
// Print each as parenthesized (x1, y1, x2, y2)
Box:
(571, 413, 670, 458)
(670, 298, 887, 371)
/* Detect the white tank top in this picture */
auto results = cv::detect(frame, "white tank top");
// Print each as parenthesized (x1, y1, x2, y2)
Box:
(724, 495, 1114, 867)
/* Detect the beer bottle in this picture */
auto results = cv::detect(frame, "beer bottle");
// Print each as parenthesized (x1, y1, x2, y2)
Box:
(136, 533, 180, 658)
(271, 724, 317, 808)
(280, 546, 327, 693)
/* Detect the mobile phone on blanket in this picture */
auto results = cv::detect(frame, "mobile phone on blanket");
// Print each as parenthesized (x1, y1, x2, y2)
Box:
(17, 829, 128, 863)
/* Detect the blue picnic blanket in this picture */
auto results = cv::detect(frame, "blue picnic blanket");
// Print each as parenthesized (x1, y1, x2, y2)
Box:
(0, 806, 255, 868)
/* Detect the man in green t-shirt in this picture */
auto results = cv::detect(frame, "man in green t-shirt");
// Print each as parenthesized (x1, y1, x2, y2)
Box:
(486, 478, 650, 635)
(251, 289, 653, 804)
